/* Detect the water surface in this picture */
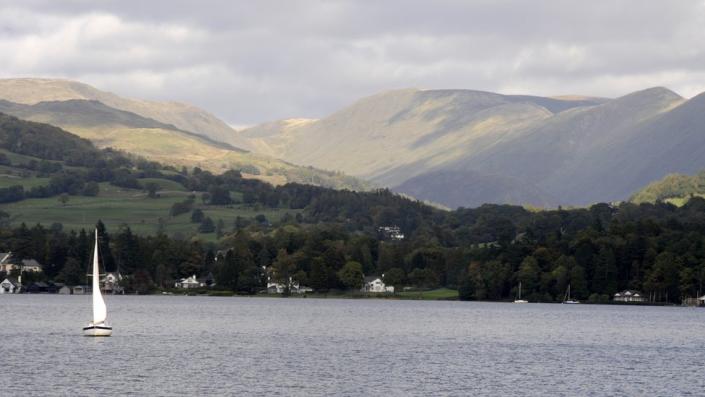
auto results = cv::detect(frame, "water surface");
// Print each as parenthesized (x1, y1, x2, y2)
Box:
(1, 295, 703, 396)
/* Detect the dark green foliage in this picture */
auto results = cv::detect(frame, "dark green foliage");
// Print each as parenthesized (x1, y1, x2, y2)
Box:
(170, 197, 194, 217)
(337, 261, 364, 290)
(191, 209, 204, 223)
(198, 217, 215, 233)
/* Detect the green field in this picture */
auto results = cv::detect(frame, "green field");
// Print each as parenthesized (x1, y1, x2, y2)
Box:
(0, 173, 50, 189)
(396, 288, 459, 300)
(1, 180, 301, 239)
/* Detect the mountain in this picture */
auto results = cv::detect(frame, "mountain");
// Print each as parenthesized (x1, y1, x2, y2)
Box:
(0, 82, 368, 191)
(0, 78, 235, 143)
(232, 86, 705, 208)
(233, 89, 609, 206)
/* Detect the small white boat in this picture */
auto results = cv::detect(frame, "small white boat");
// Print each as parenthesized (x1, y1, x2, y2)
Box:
(513, 281, 528, 303)
(83, 229, 112, 337)
(562, 284, 579, 304)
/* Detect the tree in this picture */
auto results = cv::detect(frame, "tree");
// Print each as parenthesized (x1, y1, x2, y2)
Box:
(216, 219, 225, 238)
(144, 182, 159, 198)
(56, 257, 83, 285)
(337, 261, 364, 290)
(208, 185, 232, 205)
(199, 217, 215, 233)
(407, 267, 439, 289)
(272, 249, 296, 295)
(309, 257, 329, 292)
(191, 209, 204, 223)
(383, 267, 406, 287)
(515, 256, 540, 296)
(82, 181, 99, 196)
(58, 193, 69, 206)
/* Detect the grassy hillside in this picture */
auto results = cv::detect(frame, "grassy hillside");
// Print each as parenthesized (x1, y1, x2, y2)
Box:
(1, 181, 300, 240)
(0, 99, 369, 191)
(630, 170, 705, 204)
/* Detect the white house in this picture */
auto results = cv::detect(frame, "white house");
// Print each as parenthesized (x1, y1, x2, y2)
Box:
(362, 276, 394, 293)
(378, 226, 405, 241)
(266, 276, 312, 294)
(613, 290, 646, 303)
(0, 253, 43, 273)
(102, 272, 124, 294)
(175, 275, 204, 289)
(0, 277, 20, 294)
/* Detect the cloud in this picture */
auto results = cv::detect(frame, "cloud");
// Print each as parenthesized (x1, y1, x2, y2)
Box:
(1, 0, 704, 124)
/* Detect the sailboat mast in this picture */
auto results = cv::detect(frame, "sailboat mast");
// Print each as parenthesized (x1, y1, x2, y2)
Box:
(92, 229, 100, 293)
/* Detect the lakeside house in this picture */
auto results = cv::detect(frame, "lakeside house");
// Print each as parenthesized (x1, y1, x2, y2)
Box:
(266, 274, 313, 294)
(613, 290, 647, 303)
(0, 277, 20, 294)
(0, 252, 44, 274)
(266, 281, 313, 294)
(175, 275, 203, 289)
(174, 272, 216, 289)
(102, 271, 124, 294)
(362, 276, 394, 293)
(73, 285, 90, 295)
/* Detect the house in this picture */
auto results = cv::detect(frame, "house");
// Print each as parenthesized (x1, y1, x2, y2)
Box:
(102, 272, 123, 294)
(73, 285, 90, 295)
(175, 275, 204, 289)
(698, 295, 705, 306)
(613, 290, 647, 303)
(0, 277, 20, 294)
(21, 259, 43, 273)
(0, 252, 12, 272)
(266, 277, 312, 294)
(362, 276, 394, 293)
(378, 226, 405, 241)
(58, 285, 72, 295)
(0, 253, 43, 273)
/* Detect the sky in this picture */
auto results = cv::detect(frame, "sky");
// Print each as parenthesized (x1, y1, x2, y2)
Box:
(1, 0, 704, 126)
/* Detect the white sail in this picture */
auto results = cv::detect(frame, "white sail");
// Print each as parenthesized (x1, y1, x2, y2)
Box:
(92, 229, 107, 324)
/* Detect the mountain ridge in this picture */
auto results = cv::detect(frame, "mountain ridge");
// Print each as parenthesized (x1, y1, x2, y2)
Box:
(233, 86, 704, 208)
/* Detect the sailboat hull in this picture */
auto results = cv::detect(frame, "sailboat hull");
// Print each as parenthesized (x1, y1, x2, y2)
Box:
(83, 324, 112, 337)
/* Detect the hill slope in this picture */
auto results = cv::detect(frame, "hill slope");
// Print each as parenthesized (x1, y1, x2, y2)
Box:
(234, 87, 705, 208)
(0, 98, 367, 191)
(0, 78, 235, 143)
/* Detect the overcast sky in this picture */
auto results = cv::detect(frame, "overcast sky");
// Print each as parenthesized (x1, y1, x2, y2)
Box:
(1, 0, 704, 126)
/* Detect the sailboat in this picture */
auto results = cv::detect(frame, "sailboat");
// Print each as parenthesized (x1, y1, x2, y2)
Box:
(562, 284, 579, 304)
(83, 229, 112, 336)
(513, 281, 528, 303)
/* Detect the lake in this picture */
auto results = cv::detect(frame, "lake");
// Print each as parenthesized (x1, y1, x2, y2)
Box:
(1, 295, 704, 396)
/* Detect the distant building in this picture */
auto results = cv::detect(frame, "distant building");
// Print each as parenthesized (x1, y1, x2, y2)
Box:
(58, 285, 72, 295)
(20, 259, 43, 273)
(362, 276, 394, 293)
(613, 290, 646, 303)
(0, 253, 43, 273)
(175, 275, 204, 289)
(73, 285, 90, 295)
(0, 277, 20, 294)
(378, 226, 404, 241)
(266, 276, 312, 294)
(699, 295, 705, 306)
(102, 272, 124, 294)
